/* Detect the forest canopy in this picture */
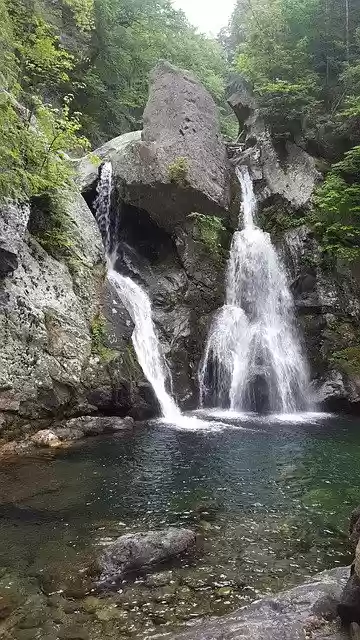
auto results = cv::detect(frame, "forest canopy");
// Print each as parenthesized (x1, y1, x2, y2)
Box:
(0, 0, 233, 201)
(221, 0, 360, 261)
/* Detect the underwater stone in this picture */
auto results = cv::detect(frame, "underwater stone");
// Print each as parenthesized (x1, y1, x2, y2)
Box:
(99, 528, 196, 581)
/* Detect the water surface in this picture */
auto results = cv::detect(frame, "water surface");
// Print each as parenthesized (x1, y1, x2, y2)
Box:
(0, 412, 358, 639)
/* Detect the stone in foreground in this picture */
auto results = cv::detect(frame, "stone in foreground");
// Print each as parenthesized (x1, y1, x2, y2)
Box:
(169, 567, 349, 640)
(99, 528, 196, 581)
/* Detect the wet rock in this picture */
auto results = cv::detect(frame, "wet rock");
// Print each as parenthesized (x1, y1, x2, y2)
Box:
(145, 570, 174, 588)
(0, 591, 20, 619)
(351, 622, 360, 639)
(312, 594, 340, 621)
(99, 528, 196, 581)
(338, 569, 360, 624)
(228, 88, 320, 209)
(58, 416, 134, 438)
(0, 192, 102, 429)
(283, 225, 360, 411)
(0, 440, 34, 457)
(39, 558, 99, 599)
(350, 506, 360, 549)
(58, 625, 89, 640)
(82, 596, 103, 613)
(170, 567, 349, 640)
(31, 430, 62, 448)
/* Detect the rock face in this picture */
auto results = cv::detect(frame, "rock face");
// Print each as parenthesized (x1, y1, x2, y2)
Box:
(228, 84, 321, 210)
(0, 190, 157, 437)
(0, 201, 30, 276)
(283, 226, 360, 410)
(170, 567, 349, 640)
(99, 528, 196, 581)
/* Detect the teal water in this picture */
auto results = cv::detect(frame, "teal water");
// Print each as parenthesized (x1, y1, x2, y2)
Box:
(0, 412, 358, 639)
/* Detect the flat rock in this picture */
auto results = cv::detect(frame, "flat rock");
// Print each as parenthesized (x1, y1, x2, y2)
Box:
(99, 528, 196, 581)
(57, 416, 135, 438)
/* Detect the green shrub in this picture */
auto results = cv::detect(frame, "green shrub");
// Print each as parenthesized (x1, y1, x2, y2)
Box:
(310, 146, 360, 262)
(188, 212, 227, 257)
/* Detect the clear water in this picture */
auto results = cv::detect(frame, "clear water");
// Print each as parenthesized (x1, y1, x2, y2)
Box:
(200, 167, 310, 413)
(0, 414, 357, 639)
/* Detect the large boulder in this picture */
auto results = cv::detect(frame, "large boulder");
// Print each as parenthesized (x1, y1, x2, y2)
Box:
(77, 130, 141, 192)
(79, 61, 232, 232)
(99, 528, 196, 582)
(170, 567, 349, 640)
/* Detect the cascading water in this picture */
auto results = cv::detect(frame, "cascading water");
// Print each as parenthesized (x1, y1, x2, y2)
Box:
(200, 165, 310, 414)
(94, 162, 181, 421)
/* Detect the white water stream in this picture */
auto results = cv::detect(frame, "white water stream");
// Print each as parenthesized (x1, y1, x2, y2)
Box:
(200, 166, 310, 413)
(95, 162, 181, 421)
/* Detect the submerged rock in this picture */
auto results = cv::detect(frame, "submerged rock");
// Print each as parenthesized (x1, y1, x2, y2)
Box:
(170, 567, 349, 640)
(99, 528, 196, 581)
(57, 415, 135, 438)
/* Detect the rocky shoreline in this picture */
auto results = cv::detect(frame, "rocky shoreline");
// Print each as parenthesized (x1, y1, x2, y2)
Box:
(0, 415, 136, 457)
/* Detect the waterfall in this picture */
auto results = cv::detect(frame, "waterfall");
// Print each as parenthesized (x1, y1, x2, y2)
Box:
(200, 166, 310, 414)
(94, 162, 113, 255)
(95, 162, 181, 421)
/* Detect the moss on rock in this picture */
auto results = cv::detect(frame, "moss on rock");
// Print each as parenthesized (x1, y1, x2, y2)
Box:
(330, 347, 360, 378)
(168, 157, 189, 187)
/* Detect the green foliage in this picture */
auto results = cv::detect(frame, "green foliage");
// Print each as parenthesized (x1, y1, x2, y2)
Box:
(90, 312, 117, 362)
(225, 0, 360, 260)
(0, 0, 90, 202)
(62, 0, 94, 31)
(0, 93, 89, 200)
(229, 0, 360, 143)
(311, 146, 360, 262)
(256, 79, 321, 141)
(70, 0, 232, 145)
(260, 204, 306, 240)
(168, 157, 189, 187)
(189, 213, 227, 257)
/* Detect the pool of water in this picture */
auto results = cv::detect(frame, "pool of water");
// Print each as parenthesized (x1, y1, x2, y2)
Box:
(0, 412, 358, 639)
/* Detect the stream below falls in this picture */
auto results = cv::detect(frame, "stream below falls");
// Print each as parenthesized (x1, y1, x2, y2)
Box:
(0, 412, 358, 639)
